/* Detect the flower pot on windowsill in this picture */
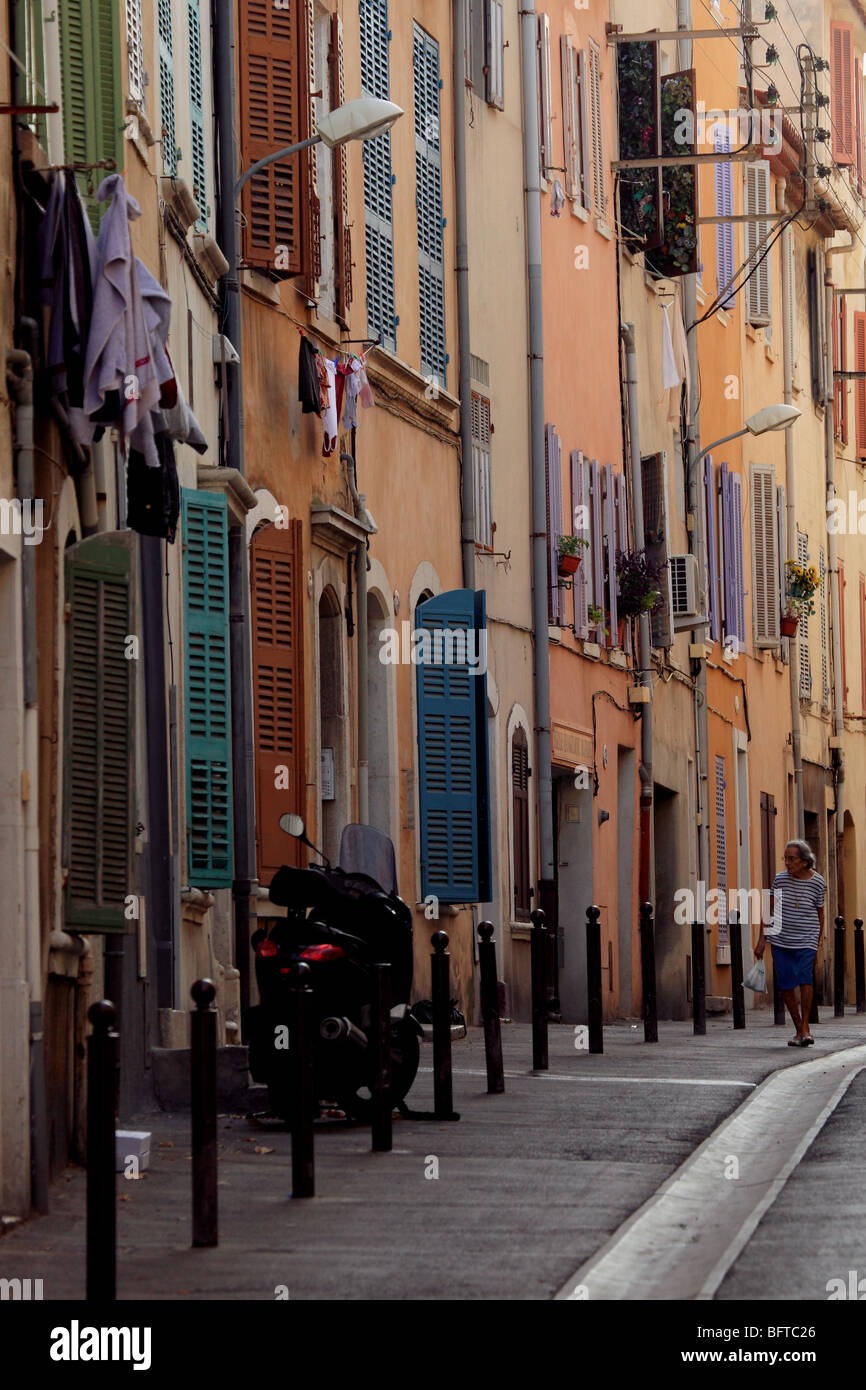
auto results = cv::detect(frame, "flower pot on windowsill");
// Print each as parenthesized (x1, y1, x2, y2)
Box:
(780, 613, 799, 637)
(558, 553, 582, 577)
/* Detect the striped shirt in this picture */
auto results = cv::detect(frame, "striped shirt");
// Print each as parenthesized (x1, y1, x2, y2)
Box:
(769, 871, 825, 950)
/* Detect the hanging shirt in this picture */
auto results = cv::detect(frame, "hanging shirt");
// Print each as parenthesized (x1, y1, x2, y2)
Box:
(342, 358, 362, 429)
(322, 359, 338, 457)
(550, 177, 566, 217)
(298, 335, 321, 414)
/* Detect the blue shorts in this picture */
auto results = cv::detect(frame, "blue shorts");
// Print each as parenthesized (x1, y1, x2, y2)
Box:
(771, 946, 816, 991)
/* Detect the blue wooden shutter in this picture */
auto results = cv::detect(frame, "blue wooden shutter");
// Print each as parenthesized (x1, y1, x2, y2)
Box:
(413, 24, 447, 386)
(604, 462, 617, 641)
(571, 449, 589, 639)
(361, 0, 396, 351)
(704, 454, 719, 642)
(590, 457, 604, 641)
(182, 489, 233, 887)
(545, 424, 563, 624)
(714, 125, 735, 307)
(731, 472, 745, 649)
(188, 0, 207, 228)
(416, 589, 491, 903)
(64, 533, 135, 931)
(158, 0, 176, 175)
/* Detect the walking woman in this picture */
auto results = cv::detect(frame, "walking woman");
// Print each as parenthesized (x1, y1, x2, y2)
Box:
(754, 840, 825, 1047)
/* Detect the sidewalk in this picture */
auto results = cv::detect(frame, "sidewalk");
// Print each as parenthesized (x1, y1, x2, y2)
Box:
(2, 1008, 865, 1300)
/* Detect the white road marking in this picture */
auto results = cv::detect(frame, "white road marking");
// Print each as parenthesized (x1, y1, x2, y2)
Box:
(554, 1042, 866, 1301)
(418, 1066, 755, 1088)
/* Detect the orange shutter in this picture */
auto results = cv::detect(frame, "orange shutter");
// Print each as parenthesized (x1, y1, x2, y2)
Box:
(330, 12, 352, 326)
(839, 560, 848, 712)
(855, 311, 866, 459)
(251, 520, 305, 881)
(238, 0, 312, 278)
(831, 21, 855, 165)
(856, 69, 865, 195)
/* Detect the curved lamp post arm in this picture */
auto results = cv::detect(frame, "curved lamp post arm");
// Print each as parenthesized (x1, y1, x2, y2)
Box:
(235, 135, 320, 198)
(689, 426, 748, 481)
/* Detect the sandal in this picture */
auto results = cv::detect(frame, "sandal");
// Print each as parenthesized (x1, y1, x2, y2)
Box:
(787, 1036, 803, 1046)
(802, 1034, 815, 1045)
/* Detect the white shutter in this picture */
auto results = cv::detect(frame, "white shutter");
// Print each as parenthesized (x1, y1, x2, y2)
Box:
(538, 14, 553, 175)
(588, 38, 605, 220)
(751, 465, 779, 646)
(744, 161, 772, 326)
(782, 224, 796, 376)
(560, 36, 579, 199)
(485, 0, 505, 109)
(820, 545, 829, 706)
(126, 0, 145, 107)
(797, 530, 812, 698)
(472, 393, 493, 548)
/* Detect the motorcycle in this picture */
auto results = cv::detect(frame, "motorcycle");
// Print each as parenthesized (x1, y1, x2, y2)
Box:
(248, 815, 422, 1122)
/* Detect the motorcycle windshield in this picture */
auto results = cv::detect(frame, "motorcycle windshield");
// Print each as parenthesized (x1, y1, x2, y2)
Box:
(338, 823, 398, 895)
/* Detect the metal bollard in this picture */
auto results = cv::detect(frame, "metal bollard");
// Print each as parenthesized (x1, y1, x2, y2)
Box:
(834, 916, 846, 1019)
(638, 902, 658, 1043)
(586, 905, 603, 1054)
(691, 923, 706, 1036)
(855, 919, 866, 1014)
(529, 909, 548, 1071)
(371, 963, 392, 1153)
(86, 1000, 118, 1302)
(290, 961, 315, 1197)
(478, 922, 505, 1094)
(190, 979, 218, 1247)
(431, 931, 459, 1120)
(729, 910, 745, 1030)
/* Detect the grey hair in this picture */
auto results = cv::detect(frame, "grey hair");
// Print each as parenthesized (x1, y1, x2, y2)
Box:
(785, 839, 816, 870)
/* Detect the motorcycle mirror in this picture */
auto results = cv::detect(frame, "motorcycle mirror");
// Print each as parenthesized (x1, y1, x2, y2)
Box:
(279, 813, 306, 838)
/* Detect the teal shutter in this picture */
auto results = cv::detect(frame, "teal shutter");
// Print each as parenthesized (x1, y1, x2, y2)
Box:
(413, 23, 447, 386)
(360, 0, 396, 351)
(416, 589, 491, 903)
(181, 489, 233, 887)
(64, 533, 136, 932)
(188, 0, 207, 227)
(158, 0, 177, 175)
(58, 0, 123, 229)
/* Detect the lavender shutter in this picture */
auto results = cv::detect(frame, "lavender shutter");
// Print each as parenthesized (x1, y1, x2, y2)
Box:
(720, 461, 736, 647)
(545, 424, 563, 624)
(731, 473, 745, 648)
(590, 457, 604, 641)
(604, 462, 617, 642)
(615, 470, 632, 654)
(704, 454, 719, 642)
(571, 449, 589, 639)
(714, 125, 735, 308)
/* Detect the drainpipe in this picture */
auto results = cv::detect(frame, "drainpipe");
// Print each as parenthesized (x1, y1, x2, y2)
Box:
(823, 236, 854, 845)
(6, 346, 49, 1213)
(453, 0, 475, 588)
(343, 441, 370, 822)
(213, 0, 255, 1026)
(620, 325, 653, 907)
(780, 209, 804, 838)
(520, 2, 555, 922)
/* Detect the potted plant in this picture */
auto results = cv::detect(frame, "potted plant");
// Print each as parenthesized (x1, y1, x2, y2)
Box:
(615, 549, 666, 621)
(558, 534, 589, 576)
(782, 558, 818, 635)
(587, 603, 604, 629)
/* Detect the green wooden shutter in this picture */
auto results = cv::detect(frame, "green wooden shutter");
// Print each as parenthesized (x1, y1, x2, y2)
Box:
(188, 0, 207, 228)
(181, 489, 233, 887)
(64, 533, 135, 932)
(416, 589, 490, 903)
(158, 0, 177, 175)
(58, 0, 123, 229)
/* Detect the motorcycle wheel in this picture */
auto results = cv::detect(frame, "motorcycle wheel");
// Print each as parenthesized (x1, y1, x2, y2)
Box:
(337, 1022, 420, 1122)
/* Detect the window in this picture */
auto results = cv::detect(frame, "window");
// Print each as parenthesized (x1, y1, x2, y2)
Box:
(537, 14, 553, 176)
(545, 424, 563, 624)
(704, 455, 720, 643)
(855, 311, 866, 459)
(486, 0, 505, 109)
(750, 464, 779, 647)
(512, 729, 530, 920)
(15, 0, 47, 143)
(831, 20, 855, 166)
(181, 490, 233, 887)
(63, 533, 136, 931)
(416, 589, 491, 903)
(58, 0, 123, 228)
(238, 0, 316, 284)
(414, 24, 447, 387)
(839, 560, 848, 712)
(797, 532, 812, 699)
(714, 126, 735, 308)
(744, 161, 771, 327)
(361, 0, 396, 351)
(642, 452, 674, 648)
(808, 247, 827, 405)
(860, 576, 866, 714)
(588, 38, 606, 222)
(561, 37, 589, 209)
(834, 293, 847, 444)
(472, 392, 493, 548)
(571, 450, 590, 639)
(251, 520, 305, 882)
(719, 462, 745, 653)
(820, 546, 829, 708)
(188, 0, 207, 227)
(157, 0, 176, 174)
(330, 13, 352, 327)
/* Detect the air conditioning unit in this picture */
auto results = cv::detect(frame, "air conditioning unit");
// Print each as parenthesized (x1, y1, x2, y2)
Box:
(669, 553, 699, 618)
(159, 176, 200, 233)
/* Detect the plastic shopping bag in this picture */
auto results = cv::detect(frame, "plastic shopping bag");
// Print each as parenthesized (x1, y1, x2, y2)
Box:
(743, 958, 767, 993)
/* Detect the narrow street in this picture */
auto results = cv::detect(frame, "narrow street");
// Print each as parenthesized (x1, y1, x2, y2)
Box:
(3, 1012, 865, 1303)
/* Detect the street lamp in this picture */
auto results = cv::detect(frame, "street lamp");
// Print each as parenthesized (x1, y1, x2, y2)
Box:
(235, 97, 403, 197)
(692, 403, 801, 472)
